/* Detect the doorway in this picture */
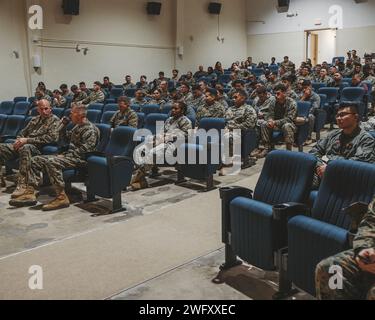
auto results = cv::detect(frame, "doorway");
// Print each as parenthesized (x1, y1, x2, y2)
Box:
(305, 29, 337, 65)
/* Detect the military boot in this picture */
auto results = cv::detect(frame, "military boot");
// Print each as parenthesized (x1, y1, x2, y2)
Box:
(42, 189, 70, 211)
(11, 184, 28, 199)
(0, 176, 6, 188)
(9, 186, 37, 207)
(131, 170, 148, 190)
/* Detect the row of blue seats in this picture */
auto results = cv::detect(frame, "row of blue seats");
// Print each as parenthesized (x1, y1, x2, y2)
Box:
(220, 150, 375, 299)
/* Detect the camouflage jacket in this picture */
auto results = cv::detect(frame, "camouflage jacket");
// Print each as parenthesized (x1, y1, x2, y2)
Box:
(225, 104, 257, 131)
(353, 197, 375, 254)
(110, 109, 138, 128)
(60, 121, 100, 159)
(266, 97, 297, 128)
(252, 95, 276, 115)
(130, 98, 148, 106)
(52, 96, 67, 108)
(72, 91, 88, 103)
(164, 115, 192, 142)
(18, 115, 60, 147)
(299, 92, 321, 112)
(82, 90, 105, 105)
(190, 95, 206, 110)
(310, 127, 375, 167)
(196, 102, 226, 126)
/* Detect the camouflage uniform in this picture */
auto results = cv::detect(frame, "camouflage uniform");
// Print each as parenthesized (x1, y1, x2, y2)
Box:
(281, 61, 295, 72)
(298, 92, 321, 138)
(0, 115, 60, 186)
(317, 76, 334, 86)
(109, 109, 138, 128)
(63, 92, 74, 99)
(190, 95, 206, 111)
(265, 80, 280, 93)
(225, 104, 257, 131)
(315, 197, 375, 300)
(26, 121, 100, 189)
(361, 117, 375, 131)
(123, 82, 137, 90)
(130, 98, 148, 107)
(196, 102, 226, 127)
(217, 97, 229, 110)
(286, 89, 299, 100)
(260, 97, 297, 147)
(134, 115, 192, 169)
(72, 91, 88, 103)
(148, 99, 167, 110)
(343, 66, 354, 78)
(52, 96, 67, 108)
(181, 92, 194, 106)
(82, 90, 105, 105)
(310, 127, 375, 187)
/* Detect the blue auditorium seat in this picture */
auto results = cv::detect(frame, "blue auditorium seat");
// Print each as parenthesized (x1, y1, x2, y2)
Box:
(103, 104, 119, 113)
(141, 104, 161, 115)
(285, 160, 375, 298)
(0, 101, 14, 115)
(109, 88, 124, 101)
(88, 103, 104, 113)
(52, 108, 65, 118)
(13, 102, 30, 116)
(0, 115, 25, 142)
(219, 151, 316, 275)
(13, 97, 28, 103)
(101, 111, 116, 125)
(87, 109, 102, 124)
(144, 113, 168, 135)
(86, 127, 137, 213)
(124, 89, 136, 98)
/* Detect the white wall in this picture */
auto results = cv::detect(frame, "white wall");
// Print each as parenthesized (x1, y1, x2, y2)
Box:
(178, 0, 247, 72)
(0, 0, 30, 101)
(0, 0, 248, 100)
(35, 0, 177, 90)
(246, 0, 375, 64)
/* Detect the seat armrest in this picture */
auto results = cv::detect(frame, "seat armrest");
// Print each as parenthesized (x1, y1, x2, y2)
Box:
(85, 151, 106, 159)
(106, 155, 134, 166)
(220, 187, 253, 243)
(272, 202, 310, 221)
(219, 186, 253, 202)
(342, 202, 369, 234)
(0, 135, 16, 142)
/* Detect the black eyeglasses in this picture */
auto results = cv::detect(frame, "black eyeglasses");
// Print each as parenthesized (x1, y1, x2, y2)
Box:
(336, 112, 356, 119)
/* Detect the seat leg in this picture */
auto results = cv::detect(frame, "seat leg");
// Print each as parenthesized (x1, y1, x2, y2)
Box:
(298, 145, 303, 153)
(220, 243, 242, 271)
(85, 184, 97, 203)
(273, 248, 297, 300)
(204, 174, 216, 192)
(175, 170, 187, 185)
(110, 192, 126, 214)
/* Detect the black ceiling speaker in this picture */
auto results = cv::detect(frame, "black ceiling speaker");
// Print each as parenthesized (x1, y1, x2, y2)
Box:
(208, 2, 222, 15)
(277, 0, 290, 13)
(147, 2, 162, 15)
(62, 0, 80, 15)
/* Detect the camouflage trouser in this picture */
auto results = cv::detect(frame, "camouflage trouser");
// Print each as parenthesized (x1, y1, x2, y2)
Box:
(27, 154, 86, 189)
(134, 142, 177, 172)
(0, 143, 41, 185)
(260, 122, 296, 147)
(315, 250, 375, 300)
(308, 113, 315, 139)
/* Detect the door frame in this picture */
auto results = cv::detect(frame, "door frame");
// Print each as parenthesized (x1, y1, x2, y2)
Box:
(304, 28, 338, 64)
